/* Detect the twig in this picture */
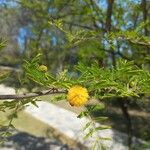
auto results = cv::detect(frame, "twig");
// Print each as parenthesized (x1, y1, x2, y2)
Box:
(0, 88, 67, 100)
(0, 66, 21, 73)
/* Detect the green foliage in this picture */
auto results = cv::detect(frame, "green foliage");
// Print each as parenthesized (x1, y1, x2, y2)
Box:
(23, 54, 56, 87)
(78, 104, 111, 150)
(49, 19, 97, 48)
(0, 71, 10, 83)
(24, 54, 150, 100)
(76, 60, 150, 99)
(0, 97, 42, 144)
(0, 39, 10, 83)
(0, 39, 6, 52)
(50, 94, 66, 103)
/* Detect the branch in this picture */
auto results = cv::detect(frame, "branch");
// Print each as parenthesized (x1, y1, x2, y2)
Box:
(115, 36, 150, 47)
(0, 88, 66, 100)
(125, 37, 150, 47)
(0, 66, 21, 73)
(63, 21, 94, 30)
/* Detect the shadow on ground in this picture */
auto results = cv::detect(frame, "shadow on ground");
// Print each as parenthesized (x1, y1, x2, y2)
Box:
(1, 131, 70, 150)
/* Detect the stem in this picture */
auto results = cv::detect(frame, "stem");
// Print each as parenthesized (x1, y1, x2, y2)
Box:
(0, 88, 66, 100)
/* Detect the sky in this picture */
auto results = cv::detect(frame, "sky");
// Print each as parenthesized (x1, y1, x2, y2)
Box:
(0, 0, 18, 7)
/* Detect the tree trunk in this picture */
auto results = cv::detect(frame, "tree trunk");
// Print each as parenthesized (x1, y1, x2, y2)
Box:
(105, 0, 116, 66)
(141, 0, 148, 36)
(119, 99, 132, 148)
(106, 0, 114, 32)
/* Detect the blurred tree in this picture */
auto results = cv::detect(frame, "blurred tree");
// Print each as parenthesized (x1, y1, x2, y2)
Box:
(0, 3, 21, 67)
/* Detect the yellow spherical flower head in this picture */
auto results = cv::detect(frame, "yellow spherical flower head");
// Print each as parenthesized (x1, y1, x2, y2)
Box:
(38, 65, 48, 72)
(67, 86, 89, 107)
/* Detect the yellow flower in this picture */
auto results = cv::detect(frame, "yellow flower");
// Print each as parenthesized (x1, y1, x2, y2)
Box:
(38, 65, 48, 72)
(67, 85, 89, 107)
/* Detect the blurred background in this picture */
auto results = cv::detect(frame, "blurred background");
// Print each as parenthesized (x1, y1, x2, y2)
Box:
(0, 0, 150, 149)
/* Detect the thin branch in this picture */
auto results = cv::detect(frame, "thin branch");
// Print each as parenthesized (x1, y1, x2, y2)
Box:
(0, 66, 21, 73)
(116, 36, 150, 47)
(125, 37, 150, 47)
(0, 88, 66, 100)
(63, 21, 94, 30)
